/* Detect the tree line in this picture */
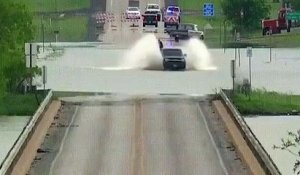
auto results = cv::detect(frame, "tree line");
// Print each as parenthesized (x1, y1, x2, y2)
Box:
(0, 0, 39, 97)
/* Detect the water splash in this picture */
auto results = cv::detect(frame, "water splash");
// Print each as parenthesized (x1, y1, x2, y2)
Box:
(119, 34, 163, 70)
(183, 38, 217, 70)
(118, 34, 216, 71)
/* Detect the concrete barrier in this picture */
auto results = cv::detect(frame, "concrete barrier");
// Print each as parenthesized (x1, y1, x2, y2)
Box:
(0, 90, 53, 175)
(219, 89, 281, 175)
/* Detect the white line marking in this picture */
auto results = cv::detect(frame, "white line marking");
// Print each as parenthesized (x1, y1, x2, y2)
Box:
(198, 105, 229, 175)
(49, 106, 79, 175)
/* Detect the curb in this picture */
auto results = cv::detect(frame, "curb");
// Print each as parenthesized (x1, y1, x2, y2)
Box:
(217, 89, 281, 175)
(0, 90, 53, 175)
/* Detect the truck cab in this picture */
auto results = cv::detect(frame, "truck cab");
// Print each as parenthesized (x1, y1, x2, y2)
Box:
(162, 48, 186, 70)
(262, 8, 292, 35)
(168, 23, 204, 42)
(145, 3, 162, 21)
(142, 12, 158, 27)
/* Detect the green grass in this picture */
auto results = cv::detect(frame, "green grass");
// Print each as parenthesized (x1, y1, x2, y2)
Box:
(0, 93, 46, 116)
(232, 89, 300, 115)
(178, 0, 221, 12)
(33, 16, 88, 42)
(14, 0, 90, 12)
(243, 29, 300, 47)
(269, 2, 281, 18)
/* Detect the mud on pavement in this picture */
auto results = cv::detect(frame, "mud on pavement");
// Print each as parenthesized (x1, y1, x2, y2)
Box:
(29, 103, 77, 175)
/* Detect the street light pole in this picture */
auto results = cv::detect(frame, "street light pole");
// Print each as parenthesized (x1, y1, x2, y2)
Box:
(42, 16, 45, 52)
(219, 20, 222, 47)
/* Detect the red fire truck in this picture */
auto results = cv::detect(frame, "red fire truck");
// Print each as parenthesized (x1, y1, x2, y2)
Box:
(261, 8, 292, 35)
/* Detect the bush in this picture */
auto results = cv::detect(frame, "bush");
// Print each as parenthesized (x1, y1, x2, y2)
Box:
(0, 92, 46, 116)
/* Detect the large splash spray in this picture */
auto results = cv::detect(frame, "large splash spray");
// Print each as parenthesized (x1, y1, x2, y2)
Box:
(118, 34, 216, 71)
(119, 34, 163, 70)
(183, 38, 217, 70)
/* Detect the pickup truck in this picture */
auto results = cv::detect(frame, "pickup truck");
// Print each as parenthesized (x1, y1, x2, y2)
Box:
(145, 3, 162, 21)
(162, 48, 186, 70)
(167, 23, 204, 42)
(142, 12, 158, 27)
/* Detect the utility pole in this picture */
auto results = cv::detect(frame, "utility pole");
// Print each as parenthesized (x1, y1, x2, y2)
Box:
(247, 47, 252, 88)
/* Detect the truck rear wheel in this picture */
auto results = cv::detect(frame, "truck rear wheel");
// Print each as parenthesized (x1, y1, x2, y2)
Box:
(157, 14, 161, 21)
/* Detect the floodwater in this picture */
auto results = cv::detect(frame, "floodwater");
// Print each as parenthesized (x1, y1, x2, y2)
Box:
(36, 45, 300, 95)
(245, 116, 300, 175)
(0, 116, 30, 165)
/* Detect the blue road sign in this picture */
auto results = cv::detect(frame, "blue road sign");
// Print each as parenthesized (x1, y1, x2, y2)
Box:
(203, 3, 214, 17)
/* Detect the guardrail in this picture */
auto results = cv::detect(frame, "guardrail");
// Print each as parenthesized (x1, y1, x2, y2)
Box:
(0, 90, 53, 175)
(219, 89, 281, 175)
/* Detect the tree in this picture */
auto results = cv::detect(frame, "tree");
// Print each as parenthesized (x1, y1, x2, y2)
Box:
(221, 0, 270, 31)
(0, 0, 36, 93)
(283, 0, 300, 10)
(273, 130, 300, 175)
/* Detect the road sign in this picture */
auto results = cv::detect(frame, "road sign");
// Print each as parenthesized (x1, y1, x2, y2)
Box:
(287, 12, 300, 20)
(203, 3, 214, 17)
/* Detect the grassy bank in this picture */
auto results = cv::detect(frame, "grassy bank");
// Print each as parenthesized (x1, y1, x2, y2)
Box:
(232, 89, 300, 115)
(33, 16, 88, 42)
(0, 93, 46, 116)
(13, 0, 90, 42)
(15, 0, 90, 12)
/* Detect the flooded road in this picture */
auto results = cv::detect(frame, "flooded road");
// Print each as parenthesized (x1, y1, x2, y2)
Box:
(36, 47, 300, 95)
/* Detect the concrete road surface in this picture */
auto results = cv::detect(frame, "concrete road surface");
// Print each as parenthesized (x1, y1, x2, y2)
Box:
(100, 0, 168, 45)
(30, 96, 232, 175)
